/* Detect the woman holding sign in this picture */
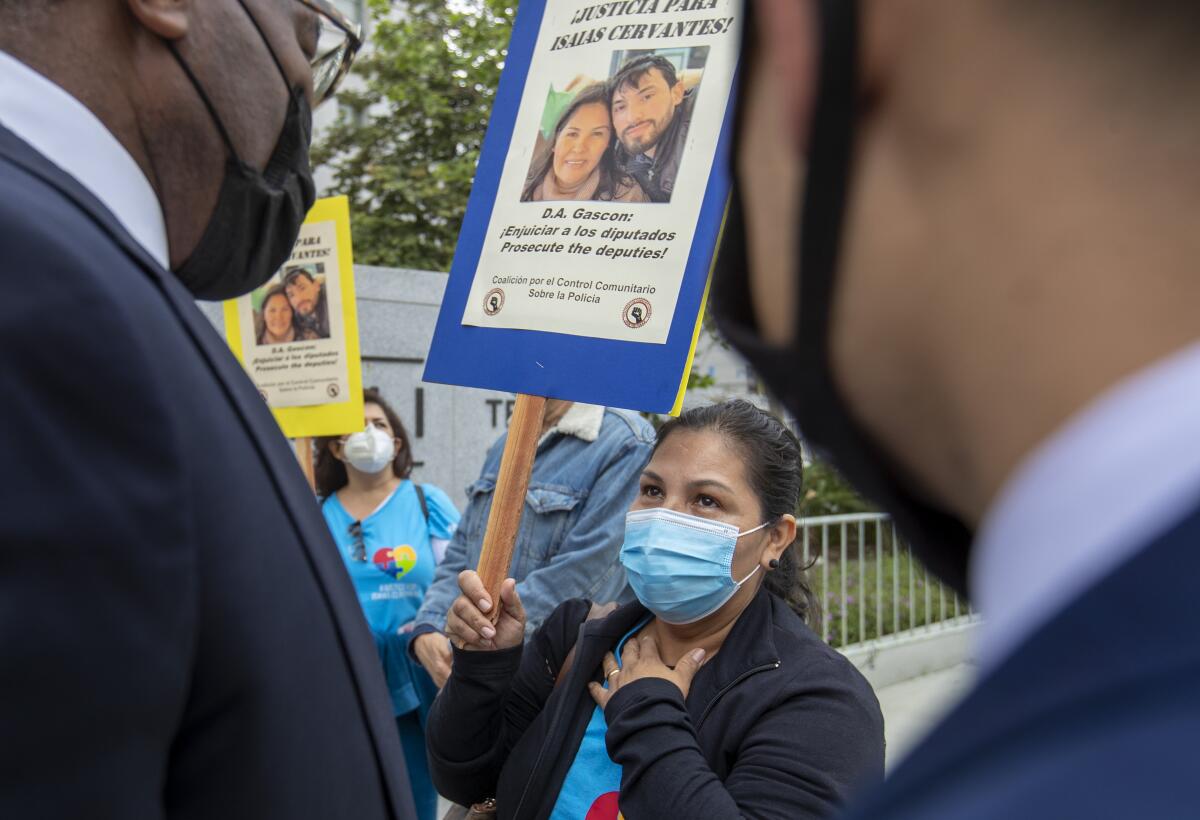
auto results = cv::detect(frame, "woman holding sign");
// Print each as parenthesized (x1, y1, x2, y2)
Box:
(316, 389, 460, 820)
(426, 400, 884, 819)
(521, 83, 647, 203)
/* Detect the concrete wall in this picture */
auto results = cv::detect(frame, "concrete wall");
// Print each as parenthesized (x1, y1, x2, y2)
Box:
(841, 618, 980, 690)
(349, 266, 518, 501)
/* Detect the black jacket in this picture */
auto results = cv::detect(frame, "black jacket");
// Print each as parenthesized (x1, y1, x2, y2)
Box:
(427, 588, 884, 819)
(0, 125, 412, 817)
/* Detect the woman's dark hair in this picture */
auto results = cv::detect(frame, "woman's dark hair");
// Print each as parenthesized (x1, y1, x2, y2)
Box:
(521, 83, 636, 202)
(314, 387, 414, 498)
(256, 285, 293, 344)
(655, 400, 819, 623)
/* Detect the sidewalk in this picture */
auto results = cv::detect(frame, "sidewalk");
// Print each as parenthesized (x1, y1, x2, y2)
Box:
(874, 663, 976, 769)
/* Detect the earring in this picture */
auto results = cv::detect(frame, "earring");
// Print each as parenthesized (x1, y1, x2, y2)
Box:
(768, 559, 779, 570)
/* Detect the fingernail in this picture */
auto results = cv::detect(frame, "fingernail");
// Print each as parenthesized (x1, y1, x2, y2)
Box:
(691, 649, 706, 663)
(479, 598, 492, 612)
(481, 626, 496, 639)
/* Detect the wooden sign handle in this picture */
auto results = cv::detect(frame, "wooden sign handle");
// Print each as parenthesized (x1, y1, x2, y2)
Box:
(294, 437, 317, 493)
(477, 394, 546, 623)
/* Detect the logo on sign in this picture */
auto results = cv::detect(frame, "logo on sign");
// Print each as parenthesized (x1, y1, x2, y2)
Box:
(622, 298, 652, 329)
(327, 383, 341, 398)
(483, 288, 506, 316)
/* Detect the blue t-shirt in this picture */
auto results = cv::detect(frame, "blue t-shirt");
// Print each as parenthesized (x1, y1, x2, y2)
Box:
(322, 480, 460, 715)
(550, 616, 652, 820)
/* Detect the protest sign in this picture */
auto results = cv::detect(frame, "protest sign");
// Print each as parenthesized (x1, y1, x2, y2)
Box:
(222, 196, 364, 439)
(423, 0, 742, 611)
(424, 0, 740, 415)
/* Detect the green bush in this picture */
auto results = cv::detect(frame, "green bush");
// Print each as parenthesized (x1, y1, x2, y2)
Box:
(314, 0, 514, 270)
(798, 459, 878, 518)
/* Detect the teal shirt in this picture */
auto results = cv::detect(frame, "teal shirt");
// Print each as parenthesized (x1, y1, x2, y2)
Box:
(322, 480, 459, 715)
(550, 616, 652, 820)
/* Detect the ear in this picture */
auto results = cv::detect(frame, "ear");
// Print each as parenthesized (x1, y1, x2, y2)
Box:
(762, 514, 797, 568)
(126, 0, 190, 41)
(671, 81, 685, 106)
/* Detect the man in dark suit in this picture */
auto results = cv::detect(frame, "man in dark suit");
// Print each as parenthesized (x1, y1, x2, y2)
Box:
(714, 0, 1200, 816)
(0, 1, 415, 817)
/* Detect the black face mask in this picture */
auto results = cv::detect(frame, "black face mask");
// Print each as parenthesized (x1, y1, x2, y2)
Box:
(167, 6, 316, 301)
(711, 0, 974, 593)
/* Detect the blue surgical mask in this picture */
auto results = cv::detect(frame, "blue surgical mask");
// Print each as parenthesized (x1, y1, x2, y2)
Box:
(620, 508, 770, 624)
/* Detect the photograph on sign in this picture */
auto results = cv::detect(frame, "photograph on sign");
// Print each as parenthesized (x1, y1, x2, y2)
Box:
(252, 264, 330, 347)
(459, 2, 738, 345)
(518, 47, 708, 206)
(232, 219, 349, 408)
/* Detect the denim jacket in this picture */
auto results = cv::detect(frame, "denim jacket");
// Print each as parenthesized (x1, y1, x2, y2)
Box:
(412, 404, 655, 640)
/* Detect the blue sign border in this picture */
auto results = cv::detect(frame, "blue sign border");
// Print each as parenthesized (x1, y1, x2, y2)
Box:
(423, 0, 736, 414)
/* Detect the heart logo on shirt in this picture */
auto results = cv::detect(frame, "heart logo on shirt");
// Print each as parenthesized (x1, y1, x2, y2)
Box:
(372, 545, 418, 579)
(586, 792, 622, 820)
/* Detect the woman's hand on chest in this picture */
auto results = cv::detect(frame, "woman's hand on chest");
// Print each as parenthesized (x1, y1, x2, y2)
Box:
(588, 631, 707, 710)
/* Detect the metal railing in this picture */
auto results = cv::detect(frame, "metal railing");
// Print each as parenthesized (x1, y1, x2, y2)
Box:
(799, 513, 977, 650)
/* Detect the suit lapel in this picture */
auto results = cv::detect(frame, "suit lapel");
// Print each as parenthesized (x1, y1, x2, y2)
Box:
(0, 125, 410, 814)
(861, 500, 1200, 812)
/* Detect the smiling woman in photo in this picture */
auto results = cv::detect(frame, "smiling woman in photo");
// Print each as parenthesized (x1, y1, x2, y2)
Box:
(521, 84, 647, 203)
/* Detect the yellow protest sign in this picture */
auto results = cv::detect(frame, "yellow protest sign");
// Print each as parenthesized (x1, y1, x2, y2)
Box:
(223, 195, 364, 438)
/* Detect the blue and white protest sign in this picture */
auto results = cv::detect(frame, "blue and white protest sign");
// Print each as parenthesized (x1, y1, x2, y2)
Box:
(424, 0, 741, 413)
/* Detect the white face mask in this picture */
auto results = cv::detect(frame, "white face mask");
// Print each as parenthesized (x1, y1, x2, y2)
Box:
(341, 425, 396, 475)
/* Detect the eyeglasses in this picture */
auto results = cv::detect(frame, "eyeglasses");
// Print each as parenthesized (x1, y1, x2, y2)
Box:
(297, 0, 364, 105)
(348, 520, 367, 562)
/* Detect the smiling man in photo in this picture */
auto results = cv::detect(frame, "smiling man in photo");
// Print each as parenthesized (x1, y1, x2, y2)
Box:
(609, 54, 694, 203)
(285, 265, 330, 338)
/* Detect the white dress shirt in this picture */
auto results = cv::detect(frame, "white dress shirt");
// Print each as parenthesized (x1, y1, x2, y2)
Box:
(0, 49, 169, 268)
(973, 340, 1200, 671)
